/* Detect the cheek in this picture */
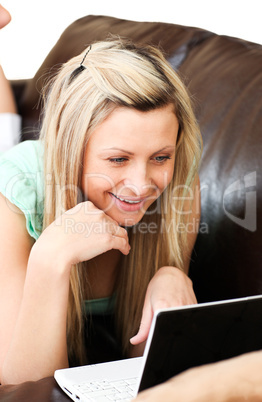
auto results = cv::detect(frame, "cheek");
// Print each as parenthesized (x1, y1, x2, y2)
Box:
(156, 167, 174, 193)
(81, 174, 116, 198)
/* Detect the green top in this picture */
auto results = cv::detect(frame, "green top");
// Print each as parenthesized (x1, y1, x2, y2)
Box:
(84, 295, 116, 315)
(0, 140, 113, 315)
(0, 140, 44, 240)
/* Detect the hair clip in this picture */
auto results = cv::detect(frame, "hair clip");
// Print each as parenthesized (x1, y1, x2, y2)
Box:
(68, 45, 92, 84)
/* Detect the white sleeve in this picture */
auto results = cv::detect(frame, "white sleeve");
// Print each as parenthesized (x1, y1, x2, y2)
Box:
(0, 113, 22, 153)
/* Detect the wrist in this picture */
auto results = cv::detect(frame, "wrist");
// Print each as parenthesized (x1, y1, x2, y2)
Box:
(28, 240, 72, 279)
(155, 266, 189, 283)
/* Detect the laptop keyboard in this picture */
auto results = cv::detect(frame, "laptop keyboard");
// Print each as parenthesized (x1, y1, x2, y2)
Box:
(73, 377, 138, 401)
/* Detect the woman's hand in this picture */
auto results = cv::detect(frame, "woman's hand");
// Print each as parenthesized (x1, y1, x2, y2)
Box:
(31, 201, 130, 271)
(0, 200, 130, 384)
(0, 5, 11, 29)
(130, 266, 197, 346)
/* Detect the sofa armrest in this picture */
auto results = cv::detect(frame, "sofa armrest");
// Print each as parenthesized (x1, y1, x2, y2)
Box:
(10, 79, 28, 113)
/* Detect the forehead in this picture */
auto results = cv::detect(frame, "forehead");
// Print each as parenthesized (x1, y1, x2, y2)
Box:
(88, 105, 179, 150)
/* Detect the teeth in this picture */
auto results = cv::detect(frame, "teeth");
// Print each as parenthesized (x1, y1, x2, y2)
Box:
(114, 194, 141, 204)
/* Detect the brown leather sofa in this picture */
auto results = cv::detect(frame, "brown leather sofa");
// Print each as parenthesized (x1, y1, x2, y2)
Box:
(1, 14, 262, 400)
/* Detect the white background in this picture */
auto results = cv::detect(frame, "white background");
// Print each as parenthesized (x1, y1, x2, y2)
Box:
(1, 0, 261, 79)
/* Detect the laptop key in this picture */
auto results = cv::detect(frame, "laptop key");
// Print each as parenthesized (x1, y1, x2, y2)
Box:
(83, 389, 117, 397)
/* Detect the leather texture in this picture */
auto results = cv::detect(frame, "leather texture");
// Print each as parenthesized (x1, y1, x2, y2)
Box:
(2, 14, 261, 399)
(0, 377, 69, 401)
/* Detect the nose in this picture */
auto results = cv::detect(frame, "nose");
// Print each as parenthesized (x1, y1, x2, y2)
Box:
(122, 163, 153, 196)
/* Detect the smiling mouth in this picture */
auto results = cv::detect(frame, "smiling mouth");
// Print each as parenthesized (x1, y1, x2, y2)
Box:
(110, 193, 143, 204)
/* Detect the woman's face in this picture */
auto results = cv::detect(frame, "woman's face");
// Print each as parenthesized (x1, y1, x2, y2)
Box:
(82, 104, 179, 226)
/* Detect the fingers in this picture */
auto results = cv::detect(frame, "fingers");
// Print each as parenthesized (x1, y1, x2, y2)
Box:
(130, 313, 152, 345)
(0, 5, 11, 29)
(130, 295, 172, 345)
(110, 232, 130, 255)
(131, 267, 198, 347)
(130, 291, 153, 345)
(92, 212, 130, 255)
(107, 220, 128, 238)
(59, 201, 131, 262)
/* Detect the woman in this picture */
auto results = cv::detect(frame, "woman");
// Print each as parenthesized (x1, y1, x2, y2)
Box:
(0, 37, 202, 384)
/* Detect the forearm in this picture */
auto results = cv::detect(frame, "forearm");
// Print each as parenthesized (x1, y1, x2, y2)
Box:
(136, 351, 262, 401)
(211, 352, 262, 401)
(0, 65, 17, 114)
(2, 249, 71, 384)
(1, 201, 130, 384)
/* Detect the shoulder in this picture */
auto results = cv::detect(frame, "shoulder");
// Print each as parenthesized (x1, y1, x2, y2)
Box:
(0, 140, 44, 240)
(0, 139, 43, 168)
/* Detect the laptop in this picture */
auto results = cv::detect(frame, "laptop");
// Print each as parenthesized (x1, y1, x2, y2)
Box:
(55, 295, 262, 401)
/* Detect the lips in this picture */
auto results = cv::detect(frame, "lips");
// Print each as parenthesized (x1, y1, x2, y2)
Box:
(109, 192, 147, 212)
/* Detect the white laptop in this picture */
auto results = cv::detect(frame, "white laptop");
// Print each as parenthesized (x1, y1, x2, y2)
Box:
(55, 295, 262, 401)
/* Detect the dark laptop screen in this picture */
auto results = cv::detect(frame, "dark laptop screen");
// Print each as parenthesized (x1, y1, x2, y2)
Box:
(139, 296, 262, 391)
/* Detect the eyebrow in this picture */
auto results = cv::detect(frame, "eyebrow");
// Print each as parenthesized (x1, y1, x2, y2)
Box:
(102, 146, 176, 155)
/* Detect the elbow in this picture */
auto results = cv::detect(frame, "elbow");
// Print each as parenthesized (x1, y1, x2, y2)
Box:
(0, 362, 50, 385)
(0, 362, 25, 385)
(1, 356, 69, 385)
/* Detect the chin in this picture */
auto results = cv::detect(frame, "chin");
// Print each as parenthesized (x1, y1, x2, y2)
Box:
(107, 201, 155, 228)
(118, 217, 141, 228)
(114, 212, 145, 228)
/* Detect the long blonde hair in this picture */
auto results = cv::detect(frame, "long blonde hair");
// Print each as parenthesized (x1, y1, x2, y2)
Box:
(40, 38, 202, 364)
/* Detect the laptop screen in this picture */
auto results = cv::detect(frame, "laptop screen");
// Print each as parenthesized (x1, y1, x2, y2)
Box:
(138, 296, 262, 391)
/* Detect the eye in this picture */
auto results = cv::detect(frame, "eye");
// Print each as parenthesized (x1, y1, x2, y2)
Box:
(109, 157, 128, 164)
(153, 156, 171, 163)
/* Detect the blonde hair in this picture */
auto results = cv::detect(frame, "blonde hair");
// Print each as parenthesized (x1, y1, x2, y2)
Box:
(40, 38, 202, 364)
